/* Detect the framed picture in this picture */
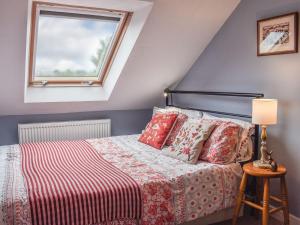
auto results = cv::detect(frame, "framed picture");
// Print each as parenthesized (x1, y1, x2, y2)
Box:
(257, 12, 298, 56)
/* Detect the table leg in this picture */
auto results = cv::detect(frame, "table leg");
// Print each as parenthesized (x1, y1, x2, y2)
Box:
(232, 173, 248, 225)
(280, 176, 289, 225)
(256, 177, 262, 219)
(262, 178, 270, 225)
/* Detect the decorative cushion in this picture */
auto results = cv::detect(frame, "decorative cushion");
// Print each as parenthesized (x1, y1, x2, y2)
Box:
(200, 122, 241, 164)
(165, 113, 188, 146)
(162, 119, 216, 164)
(151, 108, 186, 146)
(152, 106, 200, 146)
(202, 113, 254, 162)
(236, 127, 254, 162)
(139, 113, 178, 149)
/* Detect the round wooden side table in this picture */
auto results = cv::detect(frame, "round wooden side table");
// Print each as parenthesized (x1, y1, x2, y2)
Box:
(232, 162, 289, 225)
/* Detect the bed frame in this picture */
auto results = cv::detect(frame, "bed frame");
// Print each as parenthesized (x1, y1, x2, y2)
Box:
(164, 89, 265, 223)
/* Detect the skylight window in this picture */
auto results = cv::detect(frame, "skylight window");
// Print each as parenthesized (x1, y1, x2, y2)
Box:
(28, 2, 132, 86)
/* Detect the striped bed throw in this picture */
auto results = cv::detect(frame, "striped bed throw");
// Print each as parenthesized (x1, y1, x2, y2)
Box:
(20, 140, 142, 225)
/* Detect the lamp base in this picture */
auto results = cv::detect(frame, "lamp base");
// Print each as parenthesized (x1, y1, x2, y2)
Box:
(253, 160, 272, 169)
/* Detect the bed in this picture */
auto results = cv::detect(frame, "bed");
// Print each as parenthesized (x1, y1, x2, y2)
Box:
(0, 90, 263, 225)
(0, 135, 241, 225)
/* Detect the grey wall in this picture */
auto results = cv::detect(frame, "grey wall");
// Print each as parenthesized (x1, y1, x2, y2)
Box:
(0, 109, 152, 146)
(176, 0, 300, 217)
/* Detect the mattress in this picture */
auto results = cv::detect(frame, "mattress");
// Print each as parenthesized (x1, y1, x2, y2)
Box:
(0, 135, 242, 225)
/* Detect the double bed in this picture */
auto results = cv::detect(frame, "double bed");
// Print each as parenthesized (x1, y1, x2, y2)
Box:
(0, 90, 263, 225)
(0, 135, 242, 225)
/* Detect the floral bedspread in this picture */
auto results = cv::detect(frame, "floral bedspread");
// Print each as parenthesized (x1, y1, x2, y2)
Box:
(0, 135, 242, 225)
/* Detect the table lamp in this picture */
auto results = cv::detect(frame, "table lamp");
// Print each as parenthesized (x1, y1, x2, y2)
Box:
(252, 98, 278, 168)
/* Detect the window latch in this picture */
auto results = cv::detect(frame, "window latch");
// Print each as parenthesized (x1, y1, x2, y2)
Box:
(82, 81, 94, 86)
(41, 80, 48, 86)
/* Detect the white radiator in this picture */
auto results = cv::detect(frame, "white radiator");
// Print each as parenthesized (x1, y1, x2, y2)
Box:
(18, 119, 111, 144)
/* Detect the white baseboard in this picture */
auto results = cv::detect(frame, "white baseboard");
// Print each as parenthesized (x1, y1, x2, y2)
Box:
(270, 206, 300, 225)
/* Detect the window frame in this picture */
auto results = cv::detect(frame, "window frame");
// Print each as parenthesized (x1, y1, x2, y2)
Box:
(28, 1, 132, 87)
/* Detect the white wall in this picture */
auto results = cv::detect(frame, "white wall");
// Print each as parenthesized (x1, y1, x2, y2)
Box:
(0, 0, 240, 116)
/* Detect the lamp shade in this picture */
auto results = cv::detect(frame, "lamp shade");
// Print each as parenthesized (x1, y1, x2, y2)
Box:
(252, 99, 278, 125)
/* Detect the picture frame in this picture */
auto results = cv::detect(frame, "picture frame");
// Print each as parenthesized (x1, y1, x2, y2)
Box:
(257, 12, 299, 56)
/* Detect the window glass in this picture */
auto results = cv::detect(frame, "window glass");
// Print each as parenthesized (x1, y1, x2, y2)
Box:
(34, 11, 119, 81)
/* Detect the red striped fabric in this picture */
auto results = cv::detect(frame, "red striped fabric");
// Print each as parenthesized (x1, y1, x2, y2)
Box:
(20, 140, 141, 225)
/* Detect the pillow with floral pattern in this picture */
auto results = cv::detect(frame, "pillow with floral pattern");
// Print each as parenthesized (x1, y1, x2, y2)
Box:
(139, 113, 178, 149)
(152, 108, 189, 146)
(202, 113, 254, 162)
(162, 119, 216, 164)
(165, 113, 188, 146)
(200, 122, 241, 164)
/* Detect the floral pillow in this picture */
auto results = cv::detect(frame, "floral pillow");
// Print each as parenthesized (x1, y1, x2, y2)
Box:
(202, 113, 254, 162)
(200, 122, 241, 164)
(152, 107, 189, 146)
(162, 119, 216, 164)
(165, 113, 188, 146)
(139, 113, 178, 149)
(236, 127, 255, 162)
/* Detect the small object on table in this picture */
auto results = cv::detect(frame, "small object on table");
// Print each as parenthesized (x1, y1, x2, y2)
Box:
(252, 99, 278, 169)
(232, 162, 289, 225)
(270, 160, 278, 172)
(266, 151, 278, 172)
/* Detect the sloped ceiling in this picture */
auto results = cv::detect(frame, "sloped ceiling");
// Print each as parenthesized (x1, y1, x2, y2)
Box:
(0, 0, 240, 116)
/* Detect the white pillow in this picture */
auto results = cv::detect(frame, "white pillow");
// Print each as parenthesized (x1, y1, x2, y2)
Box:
(202, 113, 254, 162)
(152, 106, 175, 115)
(153, 106, 203, 118)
